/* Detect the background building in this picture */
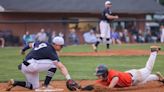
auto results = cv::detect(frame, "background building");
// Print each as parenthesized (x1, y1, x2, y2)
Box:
(0, 0, 164, 45)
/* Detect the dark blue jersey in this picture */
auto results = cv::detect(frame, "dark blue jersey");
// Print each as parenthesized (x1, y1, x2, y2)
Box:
(25, 42, 59, 62)
(101, 8, 112, 23)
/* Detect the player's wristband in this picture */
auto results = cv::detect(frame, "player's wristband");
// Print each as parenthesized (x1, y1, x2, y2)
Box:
(66, 74, 71, 80)
(22, 45, 30, 52)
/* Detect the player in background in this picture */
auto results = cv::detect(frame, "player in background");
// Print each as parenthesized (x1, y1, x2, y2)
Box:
(93, 1, 119, 52)
(5, 36, 76, 91)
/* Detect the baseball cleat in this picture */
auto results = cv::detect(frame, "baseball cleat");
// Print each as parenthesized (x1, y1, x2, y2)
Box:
(150, 46, 161, 52)
(156, 72, 164, 83)
(92, 44, 97, 52)
(6, 79, 15, 91)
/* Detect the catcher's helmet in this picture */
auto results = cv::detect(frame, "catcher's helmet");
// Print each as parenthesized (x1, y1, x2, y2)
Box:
(96, 64, 108, 76)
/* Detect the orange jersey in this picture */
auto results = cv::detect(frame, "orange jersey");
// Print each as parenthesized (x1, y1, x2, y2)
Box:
(96, 69, 132, 87)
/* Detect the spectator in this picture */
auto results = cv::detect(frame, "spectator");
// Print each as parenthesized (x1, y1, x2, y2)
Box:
(122, 29, 130, 43)
(160, 25, 164, 43)
(0, 37, 5, 48)
(68, 28, 79, 45)
(111, 29, 121, 44)
(129, 26, 138, 43)
(51, 31, 56, 42)
(145, 30, 153, 43)
(22, 31, 33, 46)
(83, 28, 97, 44)
(35, 28, 48, 42)
(137, 29, 145, 43)
(59, 32, 64, 38)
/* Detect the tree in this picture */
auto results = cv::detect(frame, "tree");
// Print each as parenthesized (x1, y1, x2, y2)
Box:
(160, 0, 164, 5)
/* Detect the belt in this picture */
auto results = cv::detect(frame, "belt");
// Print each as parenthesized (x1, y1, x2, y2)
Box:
(129, 73, 133, 77)
(128, 73, 134, 84)
(101, 20, 109, 23)
(23, 61, 30, 66)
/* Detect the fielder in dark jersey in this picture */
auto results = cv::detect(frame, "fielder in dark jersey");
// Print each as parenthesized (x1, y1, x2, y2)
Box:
(93, 1, 119, 52)
(6, 36, 75, 91)
(25, 41, 59, 62)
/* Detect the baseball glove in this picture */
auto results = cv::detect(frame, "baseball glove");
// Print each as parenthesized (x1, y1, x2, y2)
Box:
(66, 79, 81, 91)
(81, 85, 94, 91)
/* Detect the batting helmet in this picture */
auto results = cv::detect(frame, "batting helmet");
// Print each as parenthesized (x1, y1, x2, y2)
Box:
(52, 36, 64, 45)
(96, 64, 108, 76)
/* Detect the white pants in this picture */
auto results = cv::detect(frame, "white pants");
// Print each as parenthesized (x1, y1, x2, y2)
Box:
(99, 21, 111, 38)
(161, 35, 164, 43)
(125, 52, 159, 85)
(21, 59, 56, 89)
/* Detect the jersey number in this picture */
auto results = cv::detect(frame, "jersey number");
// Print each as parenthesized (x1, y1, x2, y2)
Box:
(34, 43, 47, 50)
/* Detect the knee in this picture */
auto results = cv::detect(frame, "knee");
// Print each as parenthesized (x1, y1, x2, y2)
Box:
(32, 83, 40, 89)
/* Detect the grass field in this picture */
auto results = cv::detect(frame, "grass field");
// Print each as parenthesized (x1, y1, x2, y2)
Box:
(0, 43, 163, 82)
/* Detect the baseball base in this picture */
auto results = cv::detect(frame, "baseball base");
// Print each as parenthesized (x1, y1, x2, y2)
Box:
(35, 88, 64, 92)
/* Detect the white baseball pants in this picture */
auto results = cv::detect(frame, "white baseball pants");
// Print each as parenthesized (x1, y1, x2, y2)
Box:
(21, 59, 56, 89)
(125, 52, 159, 85)
(99, 21, 111, 38)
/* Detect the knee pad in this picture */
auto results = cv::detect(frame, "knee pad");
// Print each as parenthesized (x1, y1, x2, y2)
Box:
(106, 38, 111, 44)
(100, 37, 103, 40)
(106, 38, 110, 41)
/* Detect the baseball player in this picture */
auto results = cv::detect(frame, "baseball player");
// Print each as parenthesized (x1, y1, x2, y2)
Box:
(94, 46, 164, 88)
(81, 46, 164, 91)
(93, 1, 119, 52)
(5, 36, 75, 91)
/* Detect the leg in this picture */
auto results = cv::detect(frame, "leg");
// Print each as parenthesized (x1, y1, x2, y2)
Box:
(127, 46, 161, 85)
(93, 37, 103, 52)
(137, 74, 159, 85)
(106, 38, 110, 49)
(136, 46, 160, 84)
(32, 59, 57, 87)
(5, 68, 38, 91)
(105, 23, 111, 49)
(43, 68, 57, 87)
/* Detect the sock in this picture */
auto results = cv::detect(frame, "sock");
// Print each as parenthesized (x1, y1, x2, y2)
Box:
(44, 68, 56, 86)
(106, 44, 110, 49)
(14, 81, 33, 89)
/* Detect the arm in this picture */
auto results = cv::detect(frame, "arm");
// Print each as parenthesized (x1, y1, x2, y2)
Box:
(108, 76, 119, 88)
(54, 62, 71, 80)
(21, 42, 34, 55)
(106, 13, 118, 20)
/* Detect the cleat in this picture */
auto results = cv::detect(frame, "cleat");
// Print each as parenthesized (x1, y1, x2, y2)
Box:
(150, 46, 161, 52)
(156, 72, 164, 83)
(6, 79, 15, 91)
(92, 44, 97, 52)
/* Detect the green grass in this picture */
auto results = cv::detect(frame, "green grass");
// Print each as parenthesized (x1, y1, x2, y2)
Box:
(62, 43, 164, 52)
(0, 43, 164, 82)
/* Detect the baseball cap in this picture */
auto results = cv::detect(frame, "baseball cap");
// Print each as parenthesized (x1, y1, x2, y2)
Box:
(105, 1, 112, 5)
(52, 36, 64, 45)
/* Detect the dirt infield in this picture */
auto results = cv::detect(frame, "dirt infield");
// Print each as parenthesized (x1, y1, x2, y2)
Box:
(0, 49, 164, 92)
(0, 80, 164, 92)
(59, 49, 164, 56)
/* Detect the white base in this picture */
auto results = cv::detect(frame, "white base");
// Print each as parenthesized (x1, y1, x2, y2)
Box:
(35, 88, 64, 92)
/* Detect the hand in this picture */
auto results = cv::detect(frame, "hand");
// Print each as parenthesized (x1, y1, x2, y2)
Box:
(115, 15, 119, 19)
(66, 79, 81, 91)
(20, 50, 25, 55)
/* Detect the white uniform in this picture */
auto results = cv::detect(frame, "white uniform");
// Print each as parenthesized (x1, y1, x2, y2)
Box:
(126, 52, 159, 85)
(21, 59, 56, 89)
(160, 27, 164, 43)
(99, 21, 111, 38)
